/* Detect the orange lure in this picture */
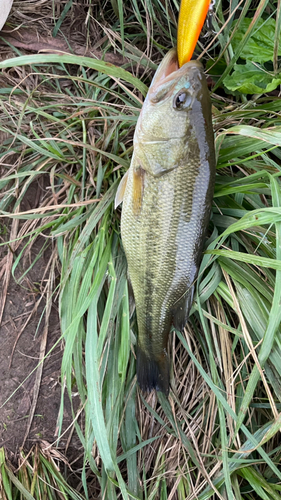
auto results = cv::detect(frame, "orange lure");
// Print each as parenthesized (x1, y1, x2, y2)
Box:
(177, 0, 211, 67)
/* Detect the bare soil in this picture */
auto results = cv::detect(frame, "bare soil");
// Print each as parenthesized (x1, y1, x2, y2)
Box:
(0, 0, 96, 465)
(0, 182, 80, 463)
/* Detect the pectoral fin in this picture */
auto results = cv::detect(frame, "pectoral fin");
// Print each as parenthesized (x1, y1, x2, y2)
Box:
(115, 170, 129, 209)
(132, 167, 145, 216)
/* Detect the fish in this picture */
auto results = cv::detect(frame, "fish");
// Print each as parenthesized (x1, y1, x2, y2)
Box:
(115, 48, 216, 395)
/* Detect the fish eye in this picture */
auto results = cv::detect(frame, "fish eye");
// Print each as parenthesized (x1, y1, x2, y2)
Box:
(173, 90, 192, 110)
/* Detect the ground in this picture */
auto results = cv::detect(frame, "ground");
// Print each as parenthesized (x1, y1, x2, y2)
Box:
(0, 181, 80, 464)
(0, 0, 94, 465)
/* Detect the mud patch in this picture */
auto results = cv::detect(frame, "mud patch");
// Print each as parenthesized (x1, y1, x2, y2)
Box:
(0, 182, 80, 461)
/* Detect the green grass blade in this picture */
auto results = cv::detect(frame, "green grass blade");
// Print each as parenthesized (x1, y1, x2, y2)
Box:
(0, 54, 148, 96)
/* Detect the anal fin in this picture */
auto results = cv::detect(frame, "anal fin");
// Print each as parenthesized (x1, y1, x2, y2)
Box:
(127, 274, 135, 318)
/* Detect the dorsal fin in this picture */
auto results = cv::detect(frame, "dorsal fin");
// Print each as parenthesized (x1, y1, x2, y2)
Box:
(172, 286, 194, 332)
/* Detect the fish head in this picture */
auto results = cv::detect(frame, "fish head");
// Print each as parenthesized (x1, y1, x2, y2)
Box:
(134, 48, 213, 177)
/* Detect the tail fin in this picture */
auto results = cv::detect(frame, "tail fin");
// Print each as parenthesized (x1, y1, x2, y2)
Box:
(136, 347, 170, 396)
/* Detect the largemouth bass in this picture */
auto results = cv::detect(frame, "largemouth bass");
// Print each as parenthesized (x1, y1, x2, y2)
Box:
(115, 48, 216, 395)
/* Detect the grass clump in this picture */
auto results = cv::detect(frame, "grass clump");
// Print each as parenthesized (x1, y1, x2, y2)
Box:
(0, 0, 281, 499)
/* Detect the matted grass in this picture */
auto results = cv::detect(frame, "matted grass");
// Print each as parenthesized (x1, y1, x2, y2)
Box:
(0, 0, 281, 499)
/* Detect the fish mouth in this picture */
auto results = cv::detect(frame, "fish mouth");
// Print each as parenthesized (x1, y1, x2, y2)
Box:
(149, 49, 180, 102)
(153, 48, 179, 87)
(149, 48, 203, 101)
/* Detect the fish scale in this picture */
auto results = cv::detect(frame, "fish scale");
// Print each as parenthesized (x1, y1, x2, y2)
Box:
(116, 48, 216, 394)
